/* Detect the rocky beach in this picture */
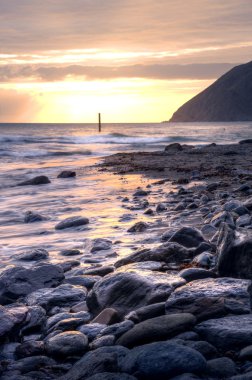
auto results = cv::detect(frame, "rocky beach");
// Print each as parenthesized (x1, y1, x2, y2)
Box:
(0, 137, 252, 379)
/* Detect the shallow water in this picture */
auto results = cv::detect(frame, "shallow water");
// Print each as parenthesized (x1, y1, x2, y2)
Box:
(0, 122, 251, 268)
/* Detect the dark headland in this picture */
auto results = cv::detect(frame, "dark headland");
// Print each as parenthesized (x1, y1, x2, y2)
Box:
(170, 61, 252, 122)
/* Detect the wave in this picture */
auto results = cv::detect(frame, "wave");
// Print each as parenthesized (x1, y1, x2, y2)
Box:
(0, 149, 92, 158)
(0, 132, 210, 148)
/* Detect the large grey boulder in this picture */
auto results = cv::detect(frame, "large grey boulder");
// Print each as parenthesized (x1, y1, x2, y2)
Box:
(0, 264, 64, 304)
(60, 346, 129, 380)
(119, 341, 206, 379)
(166, 277, 252, 320)
(217, 222, 252, 278)
(195, 314, 252, 350)
(87, 271, 184, 317)
(169, 227, 205, 248)
(25, 284, 87, 311)
(116, 313, 196, 348)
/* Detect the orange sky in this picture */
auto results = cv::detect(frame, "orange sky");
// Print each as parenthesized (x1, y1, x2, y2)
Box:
(0, 0, 252, 122)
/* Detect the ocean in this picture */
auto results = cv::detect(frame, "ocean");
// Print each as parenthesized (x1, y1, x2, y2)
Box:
(0, 121, 251, 269)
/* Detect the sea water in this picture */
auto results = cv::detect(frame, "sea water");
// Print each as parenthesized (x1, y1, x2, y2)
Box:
(0, 122, 251, 268)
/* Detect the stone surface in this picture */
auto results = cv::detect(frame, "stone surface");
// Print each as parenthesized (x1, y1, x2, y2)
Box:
(78, 323, 106, 341)
(18, 175, 51, 186)
(46, 311, 90, 331)
(169, 227, 205, 248)
(25, 284, 87, 311)
(0, 264, 64, 304)
(24, 211, 44, 223)
(116, 313, 196, 348)
(244, 197, 252, 211)
(239, 345, 252, 360)
(120, 341, 206, 379)
(87, 271, 183, 317)
(195, 315, 252, 350)
(55, 216, 89, 230)
(45, 331, 88, 357)
(217, 222, 252, 278)
(60, 346, 129, 380)
(166, 278, 252, 320)
(60, 249, 82, 256)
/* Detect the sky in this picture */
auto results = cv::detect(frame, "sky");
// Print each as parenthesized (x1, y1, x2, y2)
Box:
(1, 0, 252, 123)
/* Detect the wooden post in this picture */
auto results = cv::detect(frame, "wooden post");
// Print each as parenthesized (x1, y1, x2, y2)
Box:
(98, 113, 101, 133)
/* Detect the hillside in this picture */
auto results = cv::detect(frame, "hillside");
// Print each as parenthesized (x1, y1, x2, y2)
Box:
(169, 61, 252, 122)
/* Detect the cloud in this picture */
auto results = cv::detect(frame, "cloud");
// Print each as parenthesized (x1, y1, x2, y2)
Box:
(0, 89, 39, 122)
(0, 63, 237, 82)
(0, 0, 252, 58)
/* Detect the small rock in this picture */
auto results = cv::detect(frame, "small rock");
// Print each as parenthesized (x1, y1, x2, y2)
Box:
(24, 211, 44, 223)
(18, 175, 51, 186)
(16, 248, 49, 261)
(90, 335, 115, 349)
(133, 189, 148, 196)
(92, 308, 120, 325)
(57, 170, 76, 178)
(236, 214, 252, 227)
(55, 216, 89, 230)
(60, 249, 82, 256)
(90, 238, 112, 253)
(127, 221, 148, 233)
(156, 203, 166, 212)
(169, 227, 205, 248)
(179, 268, 216, 282)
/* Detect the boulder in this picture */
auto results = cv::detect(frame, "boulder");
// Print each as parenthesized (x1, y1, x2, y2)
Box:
(217, 223, 252, 278)
(0, 264, 64, 304)
(119, 341, 206, 379)
(25, 284, 87, 311)
(169, 227, 205, 248)
(60, 346, 129, 380)
(57, 170, 76, 178)
(116, 313, 196, 348)
(17, 175, 51, 186)
(55, 216, 89, 230)
(87, 271, 183, 317)
(114, 242, 192, 268)
(236, 214, 252, 227)
(166, 278, 252, 320)
(195, 314, 252, 350)
(45, 331, 88, 357)
(24, 211, 44, 223)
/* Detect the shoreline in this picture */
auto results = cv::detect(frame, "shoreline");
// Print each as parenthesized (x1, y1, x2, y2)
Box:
(0, 140, 252, 379)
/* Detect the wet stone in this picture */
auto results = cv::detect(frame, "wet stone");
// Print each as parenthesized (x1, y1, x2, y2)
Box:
(15, 248, 49, 261)
(169, 227, 205, 248)
(55, 216, 89, 230)
(24, 211, 44, 223)
(45, 331, 88, 357)
(18, 175, 51, 186)
(57, 170, 76, 178)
